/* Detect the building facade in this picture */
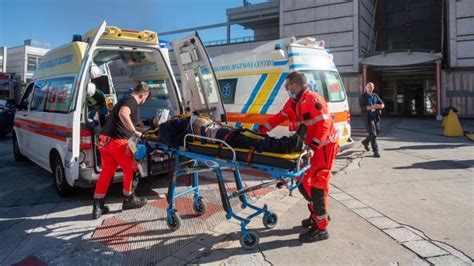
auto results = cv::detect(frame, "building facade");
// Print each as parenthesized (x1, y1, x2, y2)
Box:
(196, 0, 474, 117)
(5, 39, 49, 83)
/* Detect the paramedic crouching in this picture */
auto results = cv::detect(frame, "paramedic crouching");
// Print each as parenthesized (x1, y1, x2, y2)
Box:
(258, 71, 340, 242)
(92, 82, 150, 220)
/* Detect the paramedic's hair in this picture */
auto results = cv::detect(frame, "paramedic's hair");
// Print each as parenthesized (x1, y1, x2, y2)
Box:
(287, 71, 307, 87)
(133, 82, 149, 94)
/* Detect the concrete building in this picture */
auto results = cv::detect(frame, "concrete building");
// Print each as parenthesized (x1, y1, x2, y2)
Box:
(0, 47, 6, 73)
(6, 39, 50, 83)
(158, 0, 473, 118)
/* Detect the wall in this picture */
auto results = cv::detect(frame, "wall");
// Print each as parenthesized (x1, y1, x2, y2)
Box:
(6, 46, 26, 81)
(358, 0, 376, 56)
(279, 0, 359, 73)
(448, 0, 474, 68)
(444, 70, 474, 117)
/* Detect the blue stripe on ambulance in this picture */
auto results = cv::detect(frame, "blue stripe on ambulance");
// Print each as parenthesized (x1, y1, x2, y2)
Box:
(273, 60, 288, 66)
(288, 52, 301, 57)
(289, 63, 310, 69)
(251, 72, 288, 131)
(235, 74, 268, 128)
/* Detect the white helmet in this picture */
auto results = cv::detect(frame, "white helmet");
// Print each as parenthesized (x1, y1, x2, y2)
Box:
(87, 82, 97, 97)
(90, 64, 102, 79)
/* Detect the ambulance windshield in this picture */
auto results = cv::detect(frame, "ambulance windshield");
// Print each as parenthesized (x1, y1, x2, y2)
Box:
(302, 70, 346, 102)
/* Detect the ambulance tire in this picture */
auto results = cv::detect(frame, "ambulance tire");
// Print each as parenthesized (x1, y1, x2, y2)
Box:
(51, 152, 75, 197)
(12, 133, 26, 161)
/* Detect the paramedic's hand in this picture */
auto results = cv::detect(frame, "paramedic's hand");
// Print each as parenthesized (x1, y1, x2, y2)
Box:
(306, 149, 314, 159)
(133, 130, 142, 139)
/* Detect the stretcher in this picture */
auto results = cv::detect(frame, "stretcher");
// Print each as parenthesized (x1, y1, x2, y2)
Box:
(141, 133, 311, 249)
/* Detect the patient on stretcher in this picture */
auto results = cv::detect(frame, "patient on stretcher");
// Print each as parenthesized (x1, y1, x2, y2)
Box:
(146, 115, 305, 154)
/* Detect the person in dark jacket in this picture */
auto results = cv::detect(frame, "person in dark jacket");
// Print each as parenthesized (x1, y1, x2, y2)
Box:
(359, 82, 384, 158)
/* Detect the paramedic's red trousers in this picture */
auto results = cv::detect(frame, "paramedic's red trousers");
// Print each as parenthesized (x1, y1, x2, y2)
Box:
(298, 142, 340, 229)
(94, 135, 137, 199)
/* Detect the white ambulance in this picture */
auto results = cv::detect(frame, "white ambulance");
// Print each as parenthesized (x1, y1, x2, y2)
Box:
(212, 37, 353, 150)
(13, 21, 225, 196)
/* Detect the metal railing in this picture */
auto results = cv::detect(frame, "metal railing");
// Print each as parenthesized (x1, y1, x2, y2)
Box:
(204, 33, 279, 47)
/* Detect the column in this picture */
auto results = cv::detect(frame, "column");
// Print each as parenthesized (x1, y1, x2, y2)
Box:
(362, 64, 368, 92)
(436, 60, 443, 120)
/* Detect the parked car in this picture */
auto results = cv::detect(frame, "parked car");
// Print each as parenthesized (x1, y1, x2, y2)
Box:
(0, 99, 16, 137)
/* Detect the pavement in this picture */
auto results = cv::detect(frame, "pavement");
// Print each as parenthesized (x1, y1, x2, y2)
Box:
(1, 116, 473, 265)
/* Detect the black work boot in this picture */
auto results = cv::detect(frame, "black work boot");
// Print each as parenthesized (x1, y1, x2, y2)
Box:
(373, 150, 381, 158)
(92, 199, 110, 220)
(301, 216, 314, 228)
(299, 227, 329, 243)
(361, 140, 370, 151)
(122, 195, 148, 210)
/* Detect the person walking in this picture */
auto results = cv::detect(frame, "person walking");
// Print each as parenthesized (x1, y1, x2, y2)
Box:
(359, 82, 385, 158)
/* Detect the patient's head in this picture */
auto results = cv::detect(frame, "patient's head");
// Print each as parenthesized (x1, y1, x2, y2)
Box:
(192, 117, 213, 134)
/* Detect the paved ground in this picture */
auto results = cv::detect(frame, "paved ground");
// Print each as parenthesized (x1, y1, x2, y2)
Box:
(1, 117, 473, 265)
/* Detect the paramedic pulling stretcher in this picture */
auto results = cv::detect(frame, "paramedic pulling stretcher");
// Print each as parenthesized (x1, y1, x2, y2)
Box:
(92, 83, 150, 219)
(138, 114, 311, 249)
(258, 71, 340, 243)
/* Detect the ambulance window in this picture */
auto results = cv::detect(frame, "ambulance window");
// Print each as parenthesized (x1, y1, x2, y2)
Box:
(140, 79, 177, 119)
(302, 71, 325, 98)
(323, 71, 346, 102)
(218, 78, 237, 104)
(30, 80, 49, 111)
(200, 65, 219, 105)
(19, 83, 34, 110)
(44, 77, 75, 113)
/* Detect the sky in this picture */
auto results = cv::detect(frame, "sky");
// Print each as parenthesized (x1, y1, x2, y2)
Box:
(0, 0, 264, 48)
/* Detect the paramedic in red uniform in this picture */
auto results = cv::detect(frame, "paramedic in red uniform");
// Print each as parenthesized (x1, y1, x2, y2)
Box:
(92, 82, 149, 219)
(258, 71, 339, 242)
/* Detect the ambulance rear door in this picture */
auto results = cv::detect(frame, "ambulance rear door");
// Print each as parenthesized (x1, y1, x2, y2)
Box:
(171, 33, 226, 122)
(67, 21, 107, 183)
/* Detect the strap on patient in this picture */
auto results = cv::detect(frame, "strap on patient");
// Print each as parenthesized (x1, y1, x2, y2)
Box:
(216, 131, 233, 158)
(246, 146, 256, 164)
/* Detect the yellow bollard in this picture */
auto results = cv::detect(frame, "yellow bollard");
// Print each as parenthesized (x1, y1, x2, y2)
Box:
(443, 110, 464, 137)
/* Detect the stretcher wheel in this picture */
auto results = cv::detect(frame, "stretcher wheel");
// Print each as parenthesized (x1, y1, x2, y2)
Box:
(167, 212, 181, 231)
(263, 212, 278, 229)
(239, 229, 259, 250)
(193, 197, 206, 215)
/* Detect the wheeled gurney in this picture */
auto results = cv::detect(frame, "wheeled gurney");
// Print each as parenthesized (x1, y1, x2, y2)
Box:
(143, 133, 311, 249)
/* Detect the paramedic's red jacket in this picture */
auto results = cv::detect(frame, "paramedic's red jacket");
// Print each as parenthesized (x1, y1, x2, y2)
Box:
(259, 89, 338, 149)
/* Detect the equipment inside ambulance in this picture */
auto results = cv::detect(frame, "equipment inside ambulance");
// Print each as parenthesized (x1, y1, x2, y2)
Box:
(211, 37, 353, 151)
(13, 21, 223, 196)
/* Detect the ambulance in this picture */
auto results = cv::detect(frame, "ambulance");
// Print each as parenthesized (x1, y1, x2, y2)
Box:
(13, 21, 225, 196)
(212, 37, 353, 150)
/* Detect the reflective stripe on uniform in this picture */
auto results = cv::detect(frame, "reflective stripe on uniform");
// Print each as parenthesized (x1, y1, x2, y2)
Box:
(280, 110, 288, 118)
(263, 121, 273, 131)
(294, 121, 301, 127)
(303, 114, 329, 126)
(94, 193, 106, 199)
(312, 133, 338, 147)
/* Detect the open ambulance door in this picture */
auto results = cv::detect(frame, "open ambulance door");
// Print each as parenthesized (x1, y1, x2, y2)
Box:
(66, 21, 107, 184)
(171, 32, 226, 122)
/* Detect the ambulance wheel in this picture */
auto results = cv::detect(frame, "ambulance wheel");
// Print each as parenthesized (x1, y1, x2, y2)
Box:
(263, 212, 278, 229)
(193, 197, 206, 215)
(240, 230, 259, 250)
(12, 133, 26, 161)
(167, 212, 181, 231)
(52, 153, 74, 197)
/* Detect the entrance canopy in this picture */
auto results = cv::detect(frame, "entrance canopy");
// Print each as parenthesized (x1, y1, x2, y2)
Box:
(360, 50, 442, 67)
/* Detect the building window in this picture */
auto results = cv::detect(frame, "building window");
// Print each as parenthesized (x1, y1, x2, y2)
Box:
(27, 56, 41, 72)
(0, 55, 3, 72)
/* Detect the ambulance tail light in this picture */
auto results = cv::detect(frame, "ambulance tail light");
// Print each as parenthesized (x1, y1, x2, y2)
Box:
(80, 129, 92, 150)
(347, 112, 351, 124)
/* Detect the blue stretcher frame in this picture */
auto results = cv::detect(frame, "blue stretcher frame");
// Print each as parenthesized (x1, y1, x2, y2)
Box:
(145, 134, 311, 249)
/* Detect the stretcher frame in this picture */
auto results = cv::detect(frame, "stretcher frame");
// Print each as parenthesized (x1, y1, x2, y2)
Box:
(145, 134, 311, 249)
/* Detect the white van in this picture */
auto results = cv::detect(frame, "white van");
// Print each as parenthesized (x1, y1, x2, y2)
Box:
(212, 37, 353, 150)
(13, 21, 225, 196)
